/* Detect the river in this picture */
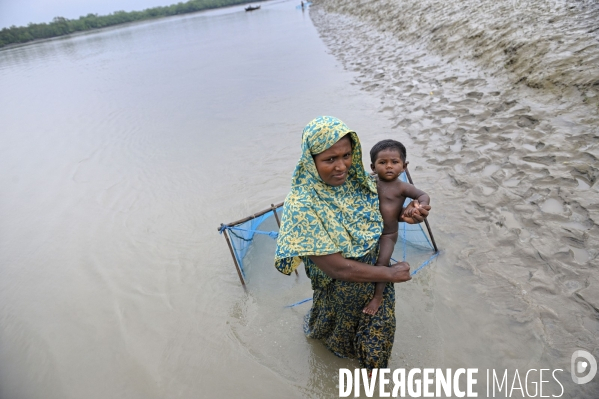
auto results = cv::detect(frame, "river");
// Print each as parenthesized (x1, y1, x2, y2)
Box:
(0, 0, 597, 398)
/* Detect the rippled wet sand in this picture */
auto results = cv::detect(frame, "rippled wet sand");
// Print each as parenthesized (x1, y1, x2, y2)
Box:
(311, 0, 598, 396)
(315, 0, 599, 98)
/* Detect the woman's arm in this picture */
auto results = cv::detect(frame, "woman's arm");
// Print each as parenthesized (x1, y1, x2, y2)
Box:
(308, 253, 411, 283)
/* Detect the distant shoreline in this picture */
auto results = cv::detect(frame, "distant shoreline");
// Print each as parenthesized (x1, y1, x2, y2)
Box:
(0, 0, 266, 50)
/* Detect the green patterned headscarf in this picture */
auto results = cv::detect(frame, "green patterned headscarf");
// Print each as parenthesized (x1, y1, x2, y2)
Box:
(275, 116, 383, 274)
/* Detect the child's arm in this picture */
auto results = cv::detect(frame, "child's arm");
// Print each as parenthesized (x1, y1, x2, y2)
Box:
(400, 182, 430, 206)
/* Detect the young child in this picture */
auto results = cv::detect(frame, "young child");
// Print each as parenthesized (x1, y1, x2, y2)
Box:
(363, 139, 431, 315)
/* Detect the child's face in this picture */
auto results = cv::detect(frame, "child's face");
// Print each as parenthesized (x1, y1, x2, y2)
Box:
(371, 148, 406, 182)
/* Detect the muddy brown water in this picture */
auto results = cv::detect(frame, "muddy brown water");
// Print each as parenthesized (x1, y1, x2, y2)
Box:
(0, 0, 598, 397)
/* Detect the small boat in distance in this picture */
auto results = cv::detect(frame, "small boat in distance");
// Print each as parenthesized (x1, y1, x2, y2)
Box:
(245, 5, 261, 11)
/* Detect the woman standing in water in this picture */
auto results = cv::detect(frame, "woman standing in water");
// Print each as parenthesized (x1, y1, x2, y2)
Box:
(274, 116, 426, 371)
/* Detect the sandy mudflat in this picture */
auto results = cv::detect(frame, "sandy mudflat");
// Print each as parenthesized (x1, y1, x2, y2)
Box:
(310, 0, 598, 394)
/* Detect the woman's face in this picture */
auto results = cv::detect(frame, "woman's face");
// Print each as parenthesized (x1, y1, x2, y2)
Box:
(313, 136, 353, 186)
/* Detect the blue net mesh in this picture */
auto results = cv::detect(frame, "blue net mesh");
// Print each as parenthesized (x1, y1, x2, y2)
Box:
(219, 208, 282, 282)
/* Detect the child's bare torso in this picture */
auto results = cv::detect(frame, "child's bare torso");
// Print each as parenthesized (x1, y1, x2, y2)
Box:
(376, 178, 408, 235)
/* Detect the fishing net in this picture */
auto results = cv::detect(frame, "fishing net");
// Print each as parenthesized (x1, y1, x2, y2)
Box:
(218, 172, 438, 287)
(218, 205, 283, 283)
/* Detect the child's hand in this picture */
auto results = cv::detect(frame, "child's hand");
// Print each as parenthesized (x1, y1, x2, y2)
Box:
(403, 204, 421, 218)
(402, 200, 421, 217)
(402, 208, 420, 219)
(400, 210, 424, 224)
(400, 200, 431, 223)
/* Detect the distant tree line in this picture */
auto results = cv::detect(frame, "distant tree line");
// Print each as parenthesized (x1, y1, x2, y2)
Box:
(0, 0, 259, 48)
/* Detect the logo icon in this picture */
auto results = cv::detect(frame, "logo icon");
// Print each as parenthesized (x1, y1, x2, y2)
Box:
(571, 350, 597, 384)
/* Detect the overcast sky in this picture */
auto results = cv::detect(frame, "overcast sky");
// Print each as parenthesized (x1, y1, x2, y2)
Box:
(0, 0, 180, 29)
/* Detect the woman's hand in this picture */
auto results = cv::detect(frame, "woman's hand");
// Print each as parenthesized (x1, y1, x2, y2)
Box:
(400, 200, 431, 224)
(389, 262, 412, 282)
